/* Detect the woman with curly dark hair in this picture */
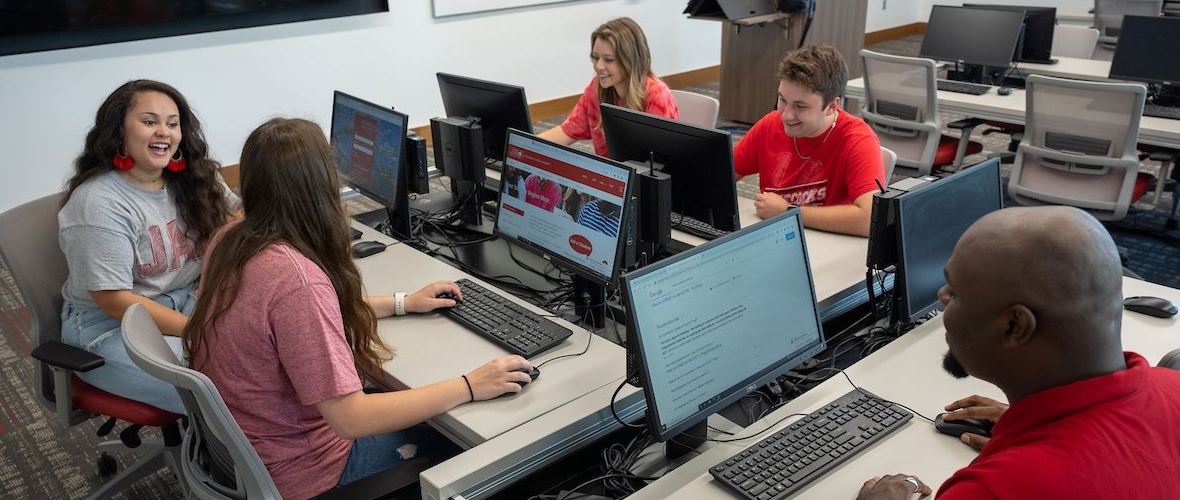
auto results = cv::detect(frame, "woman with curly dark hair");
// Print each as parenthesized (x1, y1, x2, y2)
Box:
(59, 79, 239, 413)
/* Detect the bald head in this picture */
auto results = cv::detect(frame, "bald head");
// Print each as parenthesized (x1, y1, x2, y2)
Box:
(955, 206, 1122, 328)
(942, 206, 1126, 400)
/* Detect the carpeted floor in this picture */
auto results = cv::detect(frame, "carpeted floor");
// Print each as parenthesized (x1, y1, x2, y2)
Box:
(2, 35, 1178, 499)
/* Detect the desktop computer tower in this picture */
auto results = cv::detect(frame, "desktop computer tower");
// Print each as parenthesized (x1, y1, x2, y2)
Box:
(866, 177, 931, 270)
(404, 132, 430, 195)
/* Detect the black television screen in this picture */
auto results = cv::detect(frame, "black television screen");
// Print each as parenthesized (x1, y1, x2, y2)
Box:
(0, 1, 388, 57)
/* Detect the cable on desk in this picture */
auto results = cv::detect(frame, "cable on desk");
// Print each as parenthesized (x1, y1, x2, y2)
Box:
(609, 375, 646, 429)
(837, 369, 937, 425)
(552, 473, 660, 500)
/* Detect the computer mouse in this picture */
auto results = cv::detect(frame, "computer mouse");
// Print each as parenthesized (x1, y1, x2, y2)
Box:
(1123, 296, 1179, 318)
(997, 86, 1014, 96)
(349, 227, 362, 241)
(350, 240, 386, 259)
(512, 367, 540, 387)
(934, 413, 994, 439)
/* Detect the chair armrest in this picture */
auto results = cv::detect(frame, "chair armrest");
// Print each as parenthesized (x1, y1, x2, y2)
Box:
(946, 118, 987, 130)
(318, 457, 432, 500)
(1148, 151, 1179, 163)
(31, 340, 104, 372)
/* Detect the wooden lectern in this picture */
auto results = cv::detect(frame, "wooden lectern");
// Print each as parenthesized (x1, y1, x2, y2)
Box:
(712, 0, 867, 124)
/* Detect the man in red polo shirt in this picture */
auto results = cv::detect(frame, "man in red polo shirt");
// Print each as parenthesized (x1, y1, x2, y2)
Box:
(856, 206, 1180, 499)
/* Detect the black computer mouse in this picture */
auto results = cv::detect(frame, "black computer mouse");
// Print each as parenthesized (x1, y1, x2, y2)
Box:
(350, 227, 362, 241)
(350, 240, 387, 259)
(934, 413, 994, 439)
(997, 86, 1014, 96)
(512, 367, 540, 387)
(1123, 296, 1179, 318)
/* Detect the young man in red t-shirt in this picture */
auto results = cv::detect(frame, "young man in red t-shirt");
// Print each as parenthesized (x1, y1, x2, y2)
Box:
(734, 45, 884, 237)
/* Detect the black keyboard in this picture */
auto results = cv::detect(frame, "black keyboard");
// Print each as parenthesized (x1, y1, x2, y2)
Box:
(1144, 103, 1180, 120)
(936, 79, 992, 95)
(441, 279, 573, 358)
(670, 212, 732, 240)
(710, 389, 912, 500)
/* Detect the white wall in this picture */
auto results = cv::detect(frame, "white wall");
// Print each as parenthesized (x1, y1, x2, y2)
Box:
(0, 1, 721, 212)
(865, 0, 927, 32)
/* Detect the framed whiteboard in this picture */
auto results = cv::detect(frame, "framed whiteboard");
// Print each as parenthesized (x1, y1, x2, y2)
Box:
(432, 0, 579, 18)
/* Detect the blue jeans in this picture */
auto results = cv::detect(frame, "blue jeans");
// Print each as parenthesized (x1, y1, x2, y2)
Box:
(336, 424, 461, 497)
(60, 284, 195, 415)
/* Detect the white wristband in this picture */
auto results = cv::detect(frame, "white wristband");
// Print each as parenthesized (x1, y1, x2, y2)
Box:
(394, 292, 407, 316)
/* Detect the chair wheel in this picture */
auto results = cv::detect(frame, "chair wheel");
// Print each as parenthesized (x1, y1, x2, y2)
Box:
(97, 452, 117, 477)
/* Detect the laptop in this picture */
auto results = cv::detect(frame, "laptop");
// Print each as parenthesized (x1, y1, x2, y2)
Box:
(684, 0, 788, 25)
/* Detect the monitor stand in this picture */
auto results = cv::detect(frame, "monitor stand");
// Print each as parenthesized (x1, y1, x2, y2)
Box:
(1152, 84, 1180, 108)
(573, 275, 607, 329)
(947, 64, 1008, 86)
(666, 420, 708, 460)
(353, 203, 414, 241)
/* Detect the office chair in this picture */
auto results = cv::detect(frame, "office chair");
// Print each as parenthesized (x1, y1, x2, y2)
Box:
(120, 303, 430, 499)
(1159, 348, 1180, 370)
(0, 192, 186, 499)
(859, 50, 984, 177)
(881, 146, 897, 185)
(1094, 0, 1163, 49)
(1008, 75, 1154, 221)
(670, 89, 720, 129)
(1051, 25, 1101, 59)
(1166, 0, 1180, 16)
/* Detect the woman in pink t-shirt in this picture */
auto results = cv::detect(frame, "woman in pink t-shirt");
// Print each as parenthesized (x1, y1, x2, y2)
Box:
(185, 118, 533, 500)
(538, 17, 679, 156)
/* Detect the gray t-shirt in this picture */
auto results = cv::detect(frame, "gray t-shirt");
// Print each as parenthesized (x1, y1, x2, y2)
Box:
(59, 170, 240, 306)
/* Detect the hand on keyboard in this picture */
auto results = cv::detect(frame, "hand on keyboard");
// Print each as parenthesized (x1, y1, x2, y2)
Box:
(403, 280, 463, 314)
(855, 473, 932, 499)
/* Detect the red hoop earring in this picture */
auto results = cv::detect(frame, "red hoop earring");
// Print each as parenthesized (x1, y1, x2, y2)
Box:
(167, 149, 187, 172)
(112, 153, 134, 171)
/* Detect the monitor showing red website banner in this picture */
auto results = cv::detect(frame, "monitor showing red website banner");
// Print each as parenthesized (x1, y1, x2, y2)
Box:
(495, 129, 635, 284)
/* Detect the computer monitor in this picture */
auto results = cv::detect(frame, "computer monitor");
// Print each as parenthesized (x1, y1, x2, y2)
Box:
(962, 4, 1056, 64)
(919, 5, 1026, 84)
(621, 209, 825, 456)
(494, 129, 635, 287)
(329, 90, 413, 239)
(437, 72, 534, 163)
(867, 158, 1003, 328)
(599, 103, 740, 232)
(1109, 15, 1180, 107)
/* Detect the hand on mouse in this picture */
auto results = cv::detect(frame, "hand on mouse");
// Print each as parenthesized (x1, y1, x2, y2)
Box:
(856, 473, 932, 500)
(943, 394, 1008, 451)
(465, 355, 534, 401)
(405, 281, 463, 313)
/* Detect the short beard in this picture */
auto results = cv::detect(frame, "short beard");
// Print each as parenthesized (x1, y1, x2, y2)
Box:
(943, 350, 969, 379)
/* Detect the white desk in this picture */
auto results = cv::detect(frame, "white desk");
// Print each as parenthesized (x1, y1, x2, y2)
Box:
(351, 222, 645, 500)
(1018, 56, 1110, 82)
(627, 277, 1180, 499)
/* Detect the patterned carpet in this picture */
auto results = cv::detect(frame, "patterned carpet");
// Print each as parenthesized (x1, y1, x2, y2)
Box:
(2, 36, 1178, 500)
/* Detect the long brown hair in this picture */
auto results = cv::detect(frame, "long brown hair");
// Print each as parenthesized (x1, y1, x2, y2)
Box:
(65, 79, 231, 249)
(592, 17, 655, 112)
(184, 118, 390, 374)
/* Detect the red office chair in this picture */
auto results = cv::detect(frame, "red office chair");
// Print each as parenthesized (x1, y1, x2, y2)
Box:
(0, 192, 186, 499)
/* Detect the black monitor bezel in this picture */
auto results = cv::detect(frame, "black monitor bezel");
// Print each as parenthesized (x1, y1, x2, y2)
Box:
(895, 158, 1003, 322)
(437, 72, 534, 163)
(962, 4, 1056, 64)
(329, 90, 411, 237)
(620, 209, 826, 442)
(1109, 15, 1180, 86)
(493, 128, 636, 286)
(920, 5, 1027, 69)
(599, 103, 741, 232)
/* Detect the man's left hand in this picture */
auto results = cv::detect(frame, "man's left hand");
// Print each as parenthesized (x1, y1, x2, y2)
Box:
(754, 192, 790, 219)
(856, 473, 932, 499)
